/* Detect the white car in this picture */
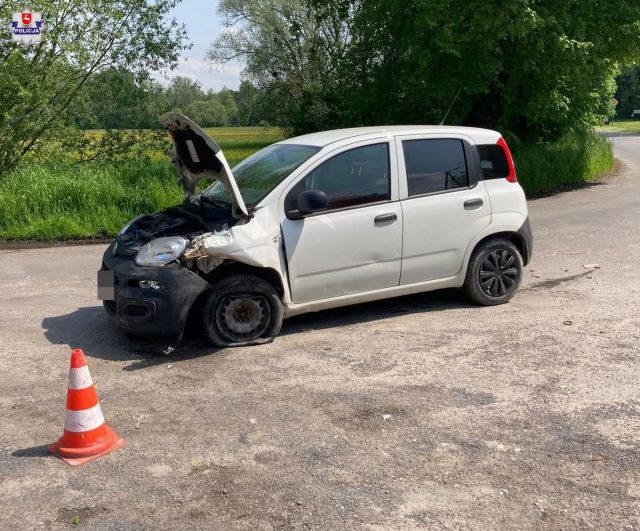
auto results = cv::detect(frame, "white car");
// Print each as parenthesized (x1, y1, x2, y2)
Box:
(99, 113, 532, 347)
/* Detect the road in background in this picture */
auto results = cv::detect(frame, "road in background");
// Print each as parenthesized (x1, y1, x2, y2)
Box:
(0, 135, 638, 529)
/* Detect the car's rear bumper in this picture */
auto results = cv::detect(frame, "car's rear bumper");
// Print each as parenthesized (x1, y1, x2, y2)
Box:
(518, 216, 533, 265)
(100, 244, 209, 338)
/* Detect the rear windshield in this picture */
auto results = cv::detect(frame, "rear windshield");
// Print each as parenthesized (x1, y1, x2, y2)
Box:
(477, 144, 509, 180)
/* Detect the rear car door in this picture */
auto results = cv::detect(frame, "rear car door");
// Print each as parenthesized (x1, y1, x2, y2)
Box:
(281, 140, 402, 303)
(396, 135, 491, 284)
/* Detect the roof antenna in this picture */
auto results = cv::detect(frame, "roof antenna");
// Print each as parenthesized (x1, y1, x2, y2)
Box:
(439, 88, 462, 126)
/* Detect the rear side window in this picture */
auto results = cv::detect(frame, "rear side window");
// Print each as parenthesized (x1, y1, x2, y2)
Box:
(477, 144, 510, 180)
(286, 143, 390, 211)
(402, 139, 469, 196)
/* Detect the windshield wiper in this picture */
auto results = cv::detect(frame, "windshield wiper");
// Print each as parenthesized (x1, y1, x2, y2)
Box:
(199, 195, 230, 209)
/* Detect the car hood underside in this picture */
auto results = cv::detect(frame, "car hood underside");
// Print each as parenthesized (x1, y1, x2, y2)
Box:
(159, 112, 249, 218)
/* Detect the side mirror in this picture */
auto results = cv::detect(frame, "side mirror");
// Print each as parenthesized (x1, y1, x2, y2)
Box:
(288, 189, 328, 219)
(298, 189, 328, 213)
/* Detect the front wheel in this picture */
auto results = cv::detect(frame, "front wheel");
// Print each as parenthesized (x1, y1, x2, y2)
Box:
(463, 238, 523, 306)
(202, 274, 283, 347)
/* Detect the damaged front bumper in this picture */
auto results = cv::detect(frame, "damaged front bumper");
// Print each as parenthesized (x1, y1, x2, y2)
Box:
(99, 243, 210, 338)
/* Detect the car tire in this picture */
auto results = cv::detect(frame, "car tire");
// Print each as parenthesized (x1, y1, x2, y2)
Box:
(463, 238, 523, 306)
(202, 274, 283, 347)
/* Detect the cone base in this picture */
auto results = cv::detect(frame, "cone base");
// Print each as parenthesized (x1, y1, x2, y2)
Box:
(48, 437, 125, 466)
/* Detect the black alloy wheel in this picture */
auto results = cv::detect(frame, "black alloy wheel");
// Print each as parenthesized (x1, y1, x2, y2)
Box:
(479, 249, 519, 297)
(463, 238, 523, 306)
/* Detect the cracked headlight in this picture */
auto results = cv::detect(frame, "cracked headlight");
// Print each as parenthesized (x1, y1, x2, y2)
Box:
(135, 237, 187, 267)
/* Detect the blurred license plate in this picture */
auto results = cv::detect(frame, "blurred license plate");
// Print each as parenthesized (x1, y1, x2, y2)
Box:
(97, 270, 115, 300)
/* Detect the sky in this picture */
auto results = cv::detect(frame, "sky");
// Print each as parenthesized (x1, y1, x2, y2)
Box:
(152, 0, 243, 91)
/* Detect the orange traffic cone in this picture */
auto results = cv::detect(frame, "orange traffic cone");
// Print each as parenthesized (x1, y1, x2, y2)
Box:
(48, 349, 125, 466)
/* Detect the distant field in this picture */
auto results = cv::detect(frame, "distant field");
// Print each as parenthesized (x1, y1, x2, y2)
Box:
(82, 126, 286, 165)
(600, 119, 640, 134)
(202, 127, 286, 165)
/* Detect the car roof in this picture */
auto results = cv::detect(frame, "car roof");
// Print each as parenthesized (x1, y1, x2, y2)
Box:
(278, 125, 502, 147)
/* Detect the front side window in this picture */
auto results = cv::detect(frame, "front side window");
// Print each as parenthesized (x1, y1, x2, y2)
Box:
(286, 143, 390, 212)
(403, 139, 469, 196)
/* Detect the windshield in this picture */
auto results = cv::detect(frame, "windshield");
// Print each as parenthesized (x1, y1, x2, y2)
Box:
(202, 144, 320, 208)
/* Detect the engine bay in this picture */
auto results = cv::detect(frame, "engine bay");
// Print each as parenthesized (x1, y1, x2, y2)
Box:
(113, 202, 237, 258)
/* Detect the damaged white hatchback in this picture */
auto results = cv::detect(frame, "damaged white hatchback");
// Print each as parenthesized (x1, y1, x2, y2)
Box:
(98, 113, 532, 347)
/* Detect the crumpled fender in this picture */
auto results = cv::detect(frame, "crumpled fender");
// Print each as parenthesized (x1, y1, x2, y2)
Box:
(182, 207, 291, 301)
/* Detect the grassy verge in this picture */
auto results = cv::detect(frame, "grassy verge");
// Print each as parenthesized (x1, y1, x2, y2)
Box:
(0, 129, 614, 240)
(0, 127, 284, 240)
(0, 160, 181, 239)
(513, 132, 614, 197)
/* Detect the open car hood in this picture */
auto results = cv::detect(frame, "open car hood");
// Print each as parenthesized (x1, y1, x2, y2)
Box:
(160, 112, 248, 218)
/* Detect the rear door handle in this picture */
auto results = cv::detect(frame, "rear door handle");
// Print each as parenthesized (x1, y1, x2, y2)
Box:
(374, 213, 397, 224)
(464, 198, 483, 209)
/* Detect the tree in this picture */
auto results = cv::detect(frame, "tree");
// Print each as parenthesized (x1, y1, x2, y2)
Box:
(185, 98, 228, 126)
(615, 66, 640, 119)
(217, 88, 240, 125)
(0, 0, 187, 171)
(236, 81, 261, 126)
(165, 76, 205, 112)
(208, 0, 352, 132)
(333, 0, 640, 141)
(74, 67, 160, 129)
(72, 70, 265, 131)
(137, 80, 173, 129)
(211, 0, 640, 141)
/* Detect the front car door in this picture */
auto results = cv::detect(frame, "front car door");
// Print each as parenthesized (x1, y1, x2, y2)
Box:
(396, 135, 492, 284)
(281, 140, 402, 303)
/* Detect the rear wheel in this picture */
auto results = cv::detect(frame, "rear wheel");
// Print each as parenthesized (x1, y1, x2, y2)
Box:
(202, 274, 283, 347)
(463, 238, 523, 306)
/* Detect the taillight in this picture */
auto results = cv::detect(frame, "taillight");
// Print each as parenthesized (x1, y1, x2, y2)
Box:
(497, 137, 517, 183)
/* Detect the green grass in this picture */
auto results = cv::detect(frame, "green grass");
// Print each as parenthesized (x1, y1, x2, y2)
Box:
(0, 128, 614, 240)
(600, 119, 640, 134)
(513, 132, 614, 197)
(0, 126, 284, 240)
(0, 160, 181, 239)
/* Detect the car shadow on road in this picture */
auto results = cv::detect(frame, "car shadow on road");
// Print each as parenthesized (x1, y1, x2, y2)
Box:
(527, 180, 608, 200)
(42, 306, 218, 371)
(42, 289, 473, 371)
(281, 288, 473, 336)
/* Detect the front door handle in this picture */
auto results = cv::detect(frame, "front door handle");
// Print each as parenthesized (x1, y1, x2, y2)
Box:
(374, 213, 397, 224)
(464, 198, 483, 209)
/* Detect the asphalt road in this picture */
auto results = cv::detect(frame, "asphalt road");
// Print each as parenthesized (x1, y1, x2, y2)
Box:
(1, 135, 639, 530)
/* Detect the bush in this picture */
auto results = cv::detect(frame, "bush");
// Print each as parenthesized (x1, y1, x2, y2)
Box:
(513, 132, 613, 196)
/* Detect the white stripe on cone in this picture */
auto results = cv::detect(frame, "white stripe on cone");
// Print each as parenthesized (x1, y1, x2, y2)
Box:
(64, 403, 105, 432)
(68, 366, 93, 390)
